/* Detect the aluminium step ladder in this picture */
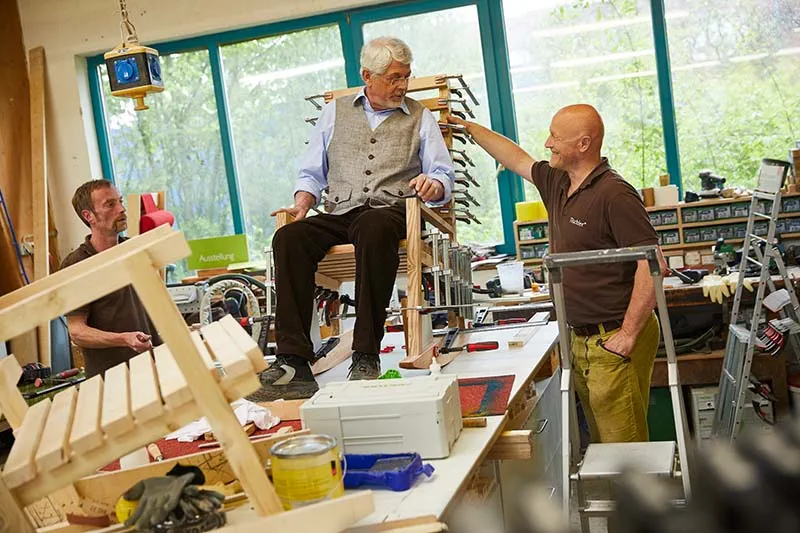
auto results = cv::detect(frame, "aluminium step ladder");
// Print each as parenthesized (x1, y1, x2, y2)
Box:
(544, 246, 691, 533)
(713, 158, 799, 441)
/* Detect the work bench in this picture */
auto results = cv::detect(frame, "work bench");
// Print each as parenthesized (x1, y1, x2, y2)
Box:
(225, 322, 562, 528)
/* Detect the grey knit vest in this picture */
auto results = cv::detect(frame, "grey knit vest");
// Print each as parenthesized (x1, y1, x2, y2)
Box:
(325, 95, 425, 214)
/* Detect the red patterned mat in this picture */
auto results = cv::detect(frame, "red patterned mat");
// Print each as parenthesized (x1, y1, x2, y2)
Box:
(100, 420, 302, 472)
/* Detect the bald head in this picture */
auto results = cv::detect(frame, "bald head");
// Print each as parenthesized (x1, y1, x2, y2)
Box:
(545, 104, 605, 173)
(553, 104, 604, 153)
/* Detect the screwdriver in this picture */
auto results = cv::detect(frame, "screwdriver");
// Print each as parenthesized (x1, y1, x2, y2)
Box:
(440, 341, 499, 354)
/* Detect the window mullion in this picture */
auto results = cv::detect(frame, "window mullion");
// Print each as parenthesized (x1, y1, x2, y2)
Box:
(209, 44, 246, 234)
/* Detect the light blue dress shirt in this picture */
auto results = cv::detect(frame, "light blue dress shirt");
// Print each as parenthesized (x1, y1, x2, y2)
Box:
(293, 88, 455, 207)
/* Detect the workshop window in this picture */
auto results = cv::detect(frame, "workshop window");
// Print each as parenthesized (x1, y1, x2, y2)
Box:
(363, 6, 504, 246)
(665, 0, 800, 191)
(221, 25, 347, 260)
(98, 49, 234, 261)
(503, 0, 668, 198)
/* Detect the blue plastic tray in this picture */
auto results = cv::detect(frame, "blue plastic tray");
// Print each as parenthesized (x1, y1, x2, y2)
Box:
(343, 453, 435, 491)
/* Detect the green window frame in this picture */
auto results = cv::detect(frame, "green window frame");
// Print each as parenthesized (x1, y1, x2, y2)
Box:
(87, 0, 683, 255)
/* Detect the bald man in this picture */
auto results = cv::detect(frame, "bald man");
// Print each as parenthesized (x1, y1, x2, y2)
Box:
(451, 106, 661, 443)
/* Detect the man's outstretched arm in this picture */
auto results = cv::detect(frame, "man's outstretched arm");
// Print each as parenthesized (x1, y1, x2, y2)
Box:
(448, 116, 536, 182)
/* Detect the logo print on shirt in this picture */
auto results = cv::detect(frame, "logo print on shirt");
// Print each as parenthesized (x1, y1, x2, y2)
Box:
(570, 217, 587, 228)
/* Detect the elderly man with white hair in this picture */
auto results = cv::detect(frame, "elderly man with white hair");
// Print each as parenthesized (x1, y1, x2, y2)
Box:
(249, 36, 455, 401)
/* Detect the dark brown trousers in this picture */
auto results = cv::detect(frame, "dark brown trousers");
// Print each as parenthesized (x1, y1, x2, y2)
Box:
(272, 205, 405, 361)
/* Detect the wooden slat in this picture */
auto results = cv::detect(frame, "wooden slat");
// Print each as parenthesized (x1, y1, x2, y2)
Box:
(3, 398, 51, 488)
(0, 227, 188, 342)
(201, 321, 251, 379)
(69, 374, 104, 454)
(218, 314, 267, 373)
(0, 355, 29, 429)
(100, 362, 134, 437)
(190, 330, 219, 377)
(419, 203, 456, 236)
(324, 74, 448, 101)
(129, 351, 164, 422)
(153, 344, 191, 409)
(34, 387, 77, 472)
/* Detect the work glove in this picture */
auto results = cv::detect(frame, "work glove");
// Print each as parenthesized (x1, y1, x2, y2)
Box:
(701, 275, 729, 304)
(175, 484, 226, 517)
(722, 272, 755, 294)
(123, 473, 195, 530)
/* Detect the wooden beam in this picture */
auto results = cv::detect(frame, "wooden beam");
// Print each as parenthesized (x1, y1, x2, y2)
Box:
(28, 46, 49, 367)
(0, 227, 187, 342)
(126, 253, 283, 516)
(219, 491, 374, 533)
(0, 225, 170, 309)
(485, 430, 534, 461)
(126, 194, 140, 238)
(324, 74, 448, 102)
(0, 355, 29, 429)
(403, 198, 423, 362)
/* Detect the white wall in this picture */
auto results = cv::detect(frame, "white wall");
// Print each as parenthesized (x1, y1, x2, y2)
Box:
(17, 0, 385, 256)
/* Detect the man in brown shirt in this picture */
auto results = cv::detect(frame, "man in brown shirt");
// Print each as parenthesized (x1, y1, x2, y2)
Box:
(451, 105, 662, 442)
(61, 179, 160, 377)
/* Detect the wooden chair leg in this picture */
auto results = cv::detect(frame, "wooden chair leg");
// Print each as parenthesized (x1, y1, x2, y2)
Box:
(0, 477, 35, 533)
(399, 199, 438, 370)
(125, 253, 283, 516)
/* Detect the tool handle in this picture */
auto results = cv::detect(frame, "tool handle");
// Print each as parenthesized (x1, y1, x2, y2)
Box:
(497, 318, 526, 325)
(466, 341, 499, 352)
(147, 443, 164, 461)
(54, 368, 80, 379)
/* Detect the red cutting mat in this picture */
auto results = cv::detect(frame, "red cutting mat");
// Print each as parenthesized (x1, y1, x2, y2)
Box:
(99, 420, 302, 472)
(458, 375, 515, 417)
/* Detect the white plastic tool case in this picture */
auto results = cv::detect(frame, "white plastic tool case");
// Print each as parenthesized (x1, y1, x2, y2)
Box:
(300, 375, 463, 459)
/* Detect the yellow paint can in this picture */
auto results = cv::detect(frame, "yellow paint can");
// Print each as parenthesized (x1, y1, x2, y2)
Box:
(270, 434, 344, 510)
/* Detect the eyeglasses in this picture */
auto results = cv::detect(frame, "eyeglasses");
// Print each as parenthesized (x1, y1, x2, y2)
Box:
(379, 74, 414, 87)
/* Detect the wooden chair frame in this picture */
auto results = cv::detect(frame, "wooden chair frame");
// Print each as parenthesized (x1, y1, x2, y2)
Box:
(0, 225, 373, 532)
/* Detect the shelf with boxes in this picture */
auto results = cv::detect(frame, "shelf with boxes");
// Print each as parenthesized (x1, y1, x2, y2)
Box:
(514, 219, 549, 264)
(514, 192, 800, 265)
(647, 192, 800, 255)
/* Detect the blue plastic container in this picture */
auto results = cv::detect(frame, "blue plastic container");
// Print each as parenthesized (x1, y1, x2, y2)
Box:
(343, 453, 435, 492)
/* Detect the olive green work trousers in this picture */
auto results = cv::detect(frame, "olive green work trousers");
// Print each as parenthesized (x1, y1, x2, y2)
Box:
(570, 312, 660, 443)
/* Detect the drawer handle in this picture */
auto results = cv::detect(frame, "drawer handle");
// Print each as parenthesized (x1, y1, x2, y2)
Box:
(534, 418, 549, 434)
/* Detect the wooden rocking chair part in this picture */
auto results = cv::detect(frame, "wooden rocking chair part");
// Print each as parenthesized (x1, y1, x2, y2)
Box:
(0, 226, 295, 532)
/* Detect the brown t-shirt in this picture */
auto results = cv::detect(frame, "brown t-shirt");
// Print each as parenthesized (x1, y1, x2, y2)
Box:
(60, 235, 161, 377)
(531, 158, 658, 326)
